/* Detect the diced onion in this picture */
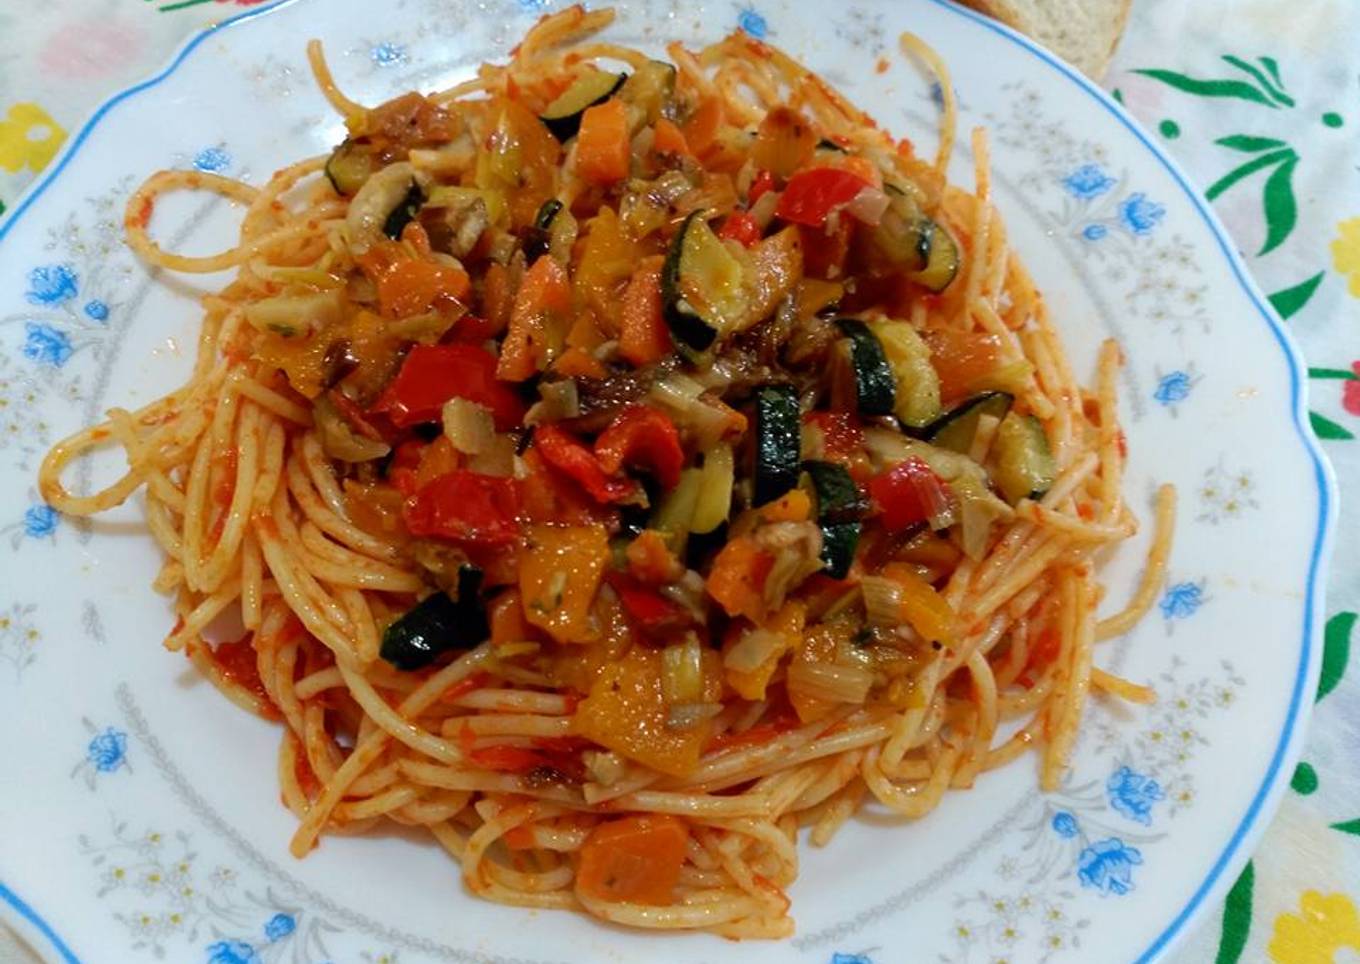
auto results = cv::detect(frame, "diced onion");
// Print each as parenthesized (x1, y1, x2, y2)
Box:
(787, 660, 873, 705)
(690, 442, 734, 534)
(860, 575, 904, 628)
(661, 635, 705, 704)
(844, 186, 891, 226)
(525, 379, 580, 425)
(584, 750, 626, 787)
(243, 289, 344, 339)
(666, 702, 723, 731)
(441, 397, 495, 455)
(466, 434, 517, 477)
(723, 627, 783, 673)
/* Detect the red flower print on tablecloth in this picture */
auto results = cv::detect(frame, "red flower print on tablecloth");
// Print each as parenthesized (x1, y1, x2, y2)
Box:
(1345, 363, 1360, 416)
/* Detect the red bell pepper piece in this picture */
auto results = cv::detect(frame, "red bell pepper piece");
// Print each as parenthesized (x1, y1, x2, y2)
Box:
(403, 470, 522, 545)
(371, 344, 525, 431)
(593, 405, 684, 490)
(718, 211, 762, 247)
(610, 572, 690, 633)
(534, 424, 640, 504)
(867, 456, 953, 532)
(776, 167, 872, 227)
(748, 169, 777, 204)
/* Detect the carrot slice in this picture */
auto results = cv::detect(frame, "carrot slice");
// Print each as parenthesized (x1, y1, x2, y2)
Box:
(576, 814, 690, 905)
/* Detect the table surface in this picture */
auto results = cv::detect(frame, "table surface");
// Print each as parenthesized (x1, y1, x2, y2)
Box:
(1, 1, 1356, 962)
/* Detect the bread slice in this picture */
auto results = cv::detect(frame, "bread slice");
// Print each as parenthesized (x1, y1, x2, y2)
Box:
(957, 0, 1133, 79)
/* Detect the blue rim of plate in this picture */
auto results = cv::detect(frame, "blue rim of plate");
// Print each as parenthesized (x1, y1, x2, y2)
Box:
(0, 1, 1336, 961)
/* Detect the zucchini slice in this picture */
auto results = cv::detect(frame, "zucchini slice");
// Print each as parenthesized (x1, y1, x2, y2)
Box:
(324, 139, 373, 196)
(382, 179, 427, 240)
(868, 188, 961, 293)
(924, 391, 1014, 453)
(380, 566, 488, 670)
(753, 383, 802, 507)
(910, 219, 961, 293)
(663, 211, 750, 352)
(620, 60, 676, 125)
(523, 198, 564, 262)
(802, 459, 865, 579)
(540, 70, 628, 141)
(866, 318, 941, 428)
(991, 412, 1056, 504)
(833, 318, 896, 417)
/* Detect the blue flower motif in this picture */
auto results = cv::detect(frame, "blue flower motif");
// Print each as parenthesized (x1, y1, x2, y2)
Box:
(83, 299, 109, 322)
(206, 941, 256, 964)
(1082, 223, 1109, 242)
(1159, 581, 1203, 620)
(831, 955, 873, 964)
(737, 6, 768, 38)
(86, 728, 128, 773)
(25, 264, 78, 305)
(1154, 370, 1191, 405)
(1106, 766, 1165, 825)
(515, 0, 550, 11)
(1117, 192, 1166, 236)
(22, 322, 73, 367)
(193, 147, 231, 173)
(1061, 164, 1115, 200)
(371, 42, 407, 67)
(263, 913, 296, 942)
(1076, 837, 1143, 896)
(1051, 811, 1079, 838)
(23, 503, 58, 538)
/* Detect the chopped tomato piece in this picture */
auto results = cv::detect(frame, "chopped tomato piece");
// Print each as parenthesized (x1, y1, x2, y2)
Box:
(868, 456, 953, 532)
(718, 210, 762, 246)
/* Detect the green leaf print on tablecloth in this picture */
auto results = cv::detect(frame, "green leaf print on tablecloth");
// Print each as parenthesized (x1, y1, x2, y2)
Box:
(1318, 612, 1355, 703)
(1268, 272, 1325, 319)
(1215, 861, 1255, 964)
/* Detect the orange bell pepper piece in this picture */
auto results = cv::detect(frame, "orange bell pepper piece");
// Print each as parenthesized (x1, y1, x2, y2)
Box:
(576, 98, 630, 185)
(498, 255, 570, 381)
(705, 536, 774, 622)
(576, 814, 690, 905)
(618, 256, 672, 366)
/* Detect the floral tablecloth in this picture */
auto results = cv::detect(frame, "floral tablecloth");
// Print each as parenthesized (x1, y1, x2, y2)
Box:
(0, 1, 1356, 962)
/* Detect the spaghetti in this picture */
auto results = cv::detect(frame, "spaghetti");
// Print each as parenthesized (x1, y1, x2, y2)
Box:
(39, 6, 1175, 939)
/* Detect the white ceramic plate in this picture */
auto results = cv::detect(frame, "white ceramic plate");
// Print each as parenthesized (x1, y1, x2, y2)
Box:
(0, 1, 1336, 962)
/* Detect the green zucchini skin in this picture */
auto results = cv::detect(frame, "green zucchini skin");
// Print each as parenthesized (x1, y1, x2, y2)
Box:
(380, 566, 488, 671)
(382, 180, 427, 240)
(753, 384, 802, 507)
(802, 459, 865, 579)
(324, 139, 372, 196)
(662, 211, 720, 351)
(835, 318, 896, 417)
(991, 412, 1057, 504)
(523, 199, 564, 262)
(540, 72, 628, 141)
(923, 391, 1014, 452)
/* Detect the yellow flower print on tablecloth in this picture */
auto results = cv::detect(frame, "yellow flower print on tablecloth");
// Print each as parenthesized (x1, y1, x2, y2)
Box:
(1333, 217, 1360, 298)
(0, 103, 66, 175)
(1268, 890, 1360, 963)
